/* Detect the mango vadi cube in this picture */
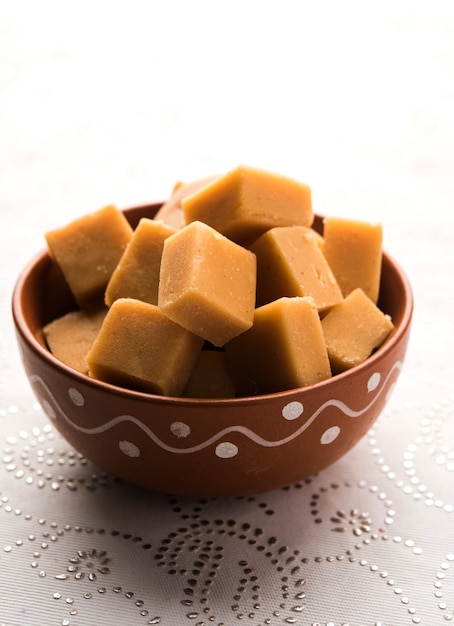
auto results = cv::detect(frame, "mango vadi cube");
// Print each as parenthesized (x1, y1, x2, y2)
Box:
(158, 220, 256, 347)
(226, 296, 332, 395)
(182, 164, 313, 246)
(105, 218, 176, 307)
(321, 287, 394, 373)
(250, 225, 343, 313)
(85, 298, 204, 396)
(45, 205, 133, 308)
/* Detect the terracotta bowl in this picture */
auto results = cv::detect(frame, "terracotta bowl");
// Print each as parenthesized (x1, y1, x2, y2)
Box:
(12, 204, 413, 498)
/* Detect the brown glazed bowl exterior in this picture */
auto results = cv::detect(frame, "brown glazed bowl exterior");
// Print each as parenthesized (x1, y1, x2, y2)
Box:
(12, 204, 413, 498)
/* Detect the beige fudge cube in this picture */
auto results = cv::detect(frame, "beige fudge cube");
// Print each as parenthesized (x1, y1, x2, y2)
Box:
(323, 217, 383, 303)
(43, 306, 107, 374)
(250, 226, 343, 313)
(45, 205, 133, 308)
(105, 218, 176, 307)
(183, 350, 236, 398)
(85, 298, 204, 396)
(226, 297, 332, 396)
(182, 165, 313, 245)
(321, 288, 394, 373)
(158, 221, 256, 347)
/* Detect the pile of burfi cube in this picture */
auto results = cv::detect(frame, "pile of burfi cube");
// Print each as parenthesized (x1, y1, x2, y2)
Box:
(43, 165, 394, 397)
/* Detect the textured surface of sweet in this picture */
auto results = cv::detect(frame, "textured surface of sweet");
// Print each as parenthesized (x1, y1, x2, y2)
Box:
(323, 217, 383, 303)
(226, 296, 332, 394)
(321, 287, 394, 372)
(45, 205, 133, 307)
(85, 298, 204, 395)
(105, 218, 176, 307)
(251, 225, 343, 311)
(43, 306, 107, 374)
(158, 220, 256, 346)
(182, 164, 313, 245)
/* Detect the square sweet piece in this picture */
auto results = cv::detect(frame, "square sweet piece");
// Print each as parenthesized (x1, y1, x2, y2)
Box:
(105, 218, 176, 307)
(182, 165, 313, 245)
(323, 216, 383, 303)
(85, 298, 204, 396)
(321, 287, 394, 373)
(250, 226, 343, 313)
(158, 221, 257, 347)
(43, 306, 107, 374)
(225, 296, 332, 395)
(183, 350, 236, 398)
(45, 205, 133, 308)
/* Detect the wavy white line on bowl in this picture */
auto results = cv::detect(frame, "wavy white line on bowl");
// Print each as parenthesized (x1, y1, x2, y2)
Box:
(29, 361, 402, 455)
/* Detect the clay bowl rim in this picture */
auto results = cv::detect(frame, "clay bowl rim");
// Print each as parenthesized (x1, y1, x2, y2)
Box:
(12, 204, 414, 407)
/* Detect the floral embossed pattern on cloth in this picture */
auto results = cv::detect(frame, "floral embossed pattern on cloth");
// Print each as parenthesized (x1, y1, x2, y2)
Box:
(0, 387, 453, 625)
(1, 2, 454, 625)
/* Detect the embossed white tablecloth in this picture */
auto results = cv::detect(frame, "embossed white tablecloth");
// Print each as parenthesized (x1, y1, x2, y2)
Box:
(1, 2, 454, 625)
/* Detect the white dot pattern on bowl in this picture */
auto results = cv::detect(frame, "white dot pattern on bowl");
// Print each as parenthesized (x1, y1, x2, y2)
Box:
(215, 442, 239, 458)
(119, 440, 140, 458)
(282, 401, 304, 420)
(367, 372, 381, 392)
(170, 421, 191, 438)
(28, 361, 403, 464)
(68, 387, 85, 406)
(320, 425, 341, 445)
